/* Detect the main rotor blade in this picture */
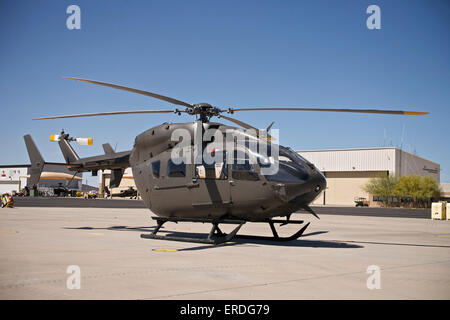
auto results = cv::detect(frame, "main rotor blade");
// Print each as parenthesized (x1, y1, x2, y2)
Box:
(219, 115, 275, 140)
(65, 77, 193, 108)
(219, 115, 259, 131)
(228, 107, 429, 115)
(33, 109, 181, 120)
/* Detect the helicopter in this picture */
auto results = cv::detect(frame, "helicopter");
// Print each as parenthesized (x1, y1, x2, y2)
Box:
(27, 77, 428, 245)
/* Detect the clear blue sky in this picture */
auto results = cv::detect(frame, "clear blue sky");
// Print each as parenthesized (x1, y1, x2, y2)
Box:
(1, 0, 449, 186)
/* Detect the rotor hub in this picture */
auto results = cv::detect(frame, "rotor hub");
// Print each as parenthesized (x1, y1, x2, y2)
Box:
(187, 103, 221, 121)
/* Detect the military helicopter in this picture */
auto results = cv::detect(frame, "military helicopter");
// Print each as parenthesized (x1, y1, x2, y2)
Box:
(28, 77, 428, 244)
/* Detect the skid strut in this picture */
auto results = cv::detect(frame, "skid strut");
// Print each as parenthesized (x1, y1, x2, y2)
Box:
(141, 216, 311, 245)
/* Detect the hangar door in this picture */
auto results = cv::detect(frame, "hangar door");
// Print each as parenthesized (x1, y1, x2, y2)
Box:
(321, 171, 386, 206)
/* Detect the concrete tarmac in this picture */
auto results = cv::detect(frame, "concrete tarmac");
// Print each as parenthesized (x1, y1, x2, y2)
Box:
(0, 207, 449, 299)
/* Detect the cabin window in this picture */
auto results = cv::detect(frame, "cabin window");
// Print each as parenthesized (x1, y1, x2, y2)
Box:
(195, 150, 227, 180)
(151, 161, 160, 178)
(167, 159, 186, 178)
(230, 149, 259, 181)
(196, 162, 227, 180)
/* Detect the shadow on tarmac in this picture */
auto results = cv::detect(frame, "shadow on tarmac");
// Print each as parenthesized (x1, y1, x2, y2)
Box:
(176, 238, 364, 251)
(64, 225, 362, 250)
(63, 225, 158, 233)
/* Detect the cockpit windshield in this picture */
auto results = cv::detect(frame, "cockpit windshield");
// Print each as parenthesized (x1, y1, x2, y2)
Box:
(263, 146, 311, 182)
(231, 144, 313, 183)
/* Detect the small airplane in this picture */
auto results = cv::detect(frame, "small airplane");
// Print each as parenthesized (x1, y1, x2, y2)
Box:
(25, 77, 428, 244)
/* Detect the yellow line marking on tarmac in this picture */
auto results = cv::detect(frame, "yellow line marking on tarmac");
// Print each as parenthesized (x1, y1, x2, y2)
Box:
(0, 230, 18, 234)
(437, 235, 450, 238)
(152, 249, 179, 252)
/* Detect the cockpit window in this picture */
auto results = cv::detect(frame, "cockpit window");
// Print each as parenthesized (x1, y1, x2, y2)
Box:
(285, 147, 311, 164)
(242, 143, 274, 168)
(264, 146, 310, 182)
(167, 159, 186, 178)
(231, 150, 259, 181)
(248, 149, 272, 168)
(151, 161, 160, 178)
(279, 148, 300, 162)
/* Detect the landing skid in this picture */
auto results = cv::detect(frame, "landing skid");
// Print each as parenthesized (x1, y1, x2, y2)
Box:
(140, 217, 310, 245)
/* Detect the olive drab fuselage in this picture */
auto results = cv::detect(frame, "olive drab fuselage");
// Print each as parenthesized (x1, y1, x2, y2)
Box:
(130, 121, 326, 221)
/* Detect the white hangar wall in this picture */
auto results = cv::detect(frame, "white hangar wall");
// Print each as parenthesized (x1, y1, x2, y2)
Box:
(298, 148, 396, 173)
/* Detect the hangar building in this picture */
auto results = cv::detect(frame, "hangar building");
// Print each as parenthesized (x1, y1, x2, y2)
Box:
(297, 147, 440, 206)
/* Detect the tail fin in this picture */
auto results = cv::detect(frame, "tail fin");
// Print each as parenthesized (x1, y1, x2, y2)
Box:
(102, 143, 115, 155)
(58, 139, 80, 164)
(24, 135, 45, 187)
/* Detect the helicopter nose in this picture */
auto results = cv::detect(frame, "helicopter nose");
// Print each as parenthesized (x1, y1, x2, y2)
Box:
(297, 170, 327, 202)
(300, 169, 326, 203)
(273, 170, 326, 203)
(310, 170, 326, 193)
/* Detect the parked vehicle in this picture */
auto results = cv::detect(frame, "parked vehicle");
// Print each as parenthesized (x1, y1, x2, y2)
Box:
(354, 197, 369, 207)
